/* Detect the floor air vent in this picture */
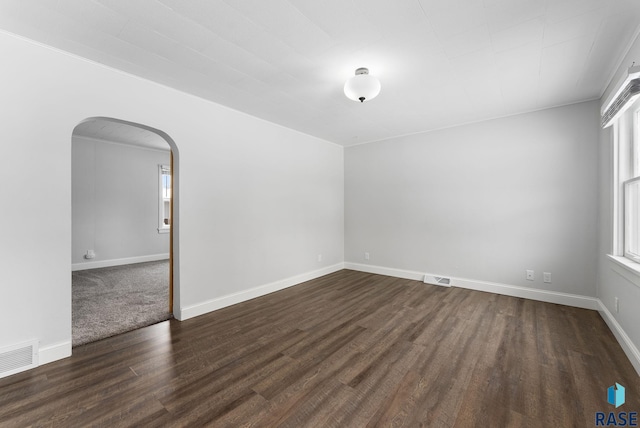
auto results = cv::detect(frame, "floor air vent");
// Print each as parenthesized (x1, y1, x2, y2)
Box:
(0, 340, 38, 379)
(423, 275, 451, 287)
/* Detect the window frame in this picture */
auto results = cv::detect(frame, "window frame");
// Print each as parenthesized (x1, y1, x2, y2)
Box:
(158, 164, 171, 234)
(619, 103, 640, 263)
(624, 175, 640, 262)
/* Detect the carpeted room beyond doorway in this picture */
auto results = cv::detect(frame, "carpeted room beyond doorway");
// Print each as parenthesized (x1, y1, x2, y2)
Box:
(72, 260, 172, 346)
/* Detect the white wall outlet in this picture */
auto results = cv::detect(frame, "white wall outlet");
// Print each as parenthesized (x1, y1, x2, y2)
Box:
(526, 270, 535, 281)
(543, 272, 551, 283)
(615, 297, 619, 313)
(317, 254, 322, 262)
(84, 250, 95, 260)
(364, 252, 370, 260)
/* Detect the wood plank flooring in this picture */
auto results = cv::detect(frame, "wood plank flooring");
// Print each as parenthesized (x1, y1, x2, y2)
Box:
(1, 269, 638, 427)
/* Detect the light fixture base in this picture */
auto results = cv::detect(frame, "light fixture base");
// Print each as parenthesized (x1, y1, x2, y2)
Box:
(355, 67, 369, 76)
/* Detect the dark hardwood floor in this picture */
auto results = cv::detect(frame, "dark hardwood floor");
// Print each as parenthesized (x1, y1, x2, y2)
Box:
(1, 270, 638, 427)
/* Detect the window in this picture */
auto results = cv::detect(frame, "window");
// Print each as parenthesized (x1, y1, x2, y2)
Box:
(625, 175, 640, 262)
(617, 102, 640, 262)
(158, 164, 171, 234)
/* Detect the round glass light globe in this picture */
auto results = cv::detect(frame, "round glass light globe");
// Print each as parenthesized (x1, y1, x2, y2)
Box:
(344, 73, 381, 102)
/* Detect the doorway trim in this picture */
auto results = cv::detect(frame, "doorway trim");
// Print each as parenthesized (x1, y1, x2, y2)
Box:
(72, 116, 180, 318)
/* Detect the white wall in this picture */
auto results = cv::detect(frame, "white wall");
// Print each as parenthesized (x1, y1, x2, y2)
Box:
(597, 31, 640, 369)
(345, 101, 599, 297)
(4, 22, 627, 372)
(72, 137, 170, 267)
(0, 31, 343, 363)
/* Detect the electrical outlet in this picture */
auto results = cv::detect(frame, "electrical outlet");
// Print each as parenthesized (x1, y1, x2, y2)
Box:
(615, 297, 619, 313)
(364, 252, 370, 260)
(526, 270, 534, 281)
(317, 254, 322, 262)
(543, 272, 551, 283)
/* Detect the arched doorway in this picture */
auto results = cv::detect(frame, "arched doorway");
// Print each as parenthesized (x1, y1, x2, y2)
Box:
(71, 117, 179, 346)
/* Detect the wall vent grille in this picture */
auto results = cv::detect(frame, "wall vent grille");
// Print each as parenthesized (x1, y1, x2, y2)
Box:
(0, 340, 38, 379)
(423, 275, 452, 287)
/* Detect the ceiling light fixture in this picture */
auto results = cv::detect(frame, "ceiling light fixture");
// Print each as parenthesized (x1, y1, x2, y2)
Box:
(344, 67, 381, 103)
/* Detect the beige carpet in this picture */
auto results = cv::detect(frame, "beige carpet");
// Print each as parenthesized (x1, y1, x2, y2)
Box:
(72, 260, 172, 347)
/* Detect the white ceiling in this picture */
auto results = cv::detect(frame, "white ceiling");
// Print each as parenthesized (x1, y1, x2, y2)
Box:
(2, 0, 640, 146)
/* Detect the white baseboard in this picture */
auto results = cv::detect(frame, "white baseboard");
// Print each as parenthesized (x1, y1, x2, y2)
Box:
(178, 263, 345, 320)
(344, 262, 425, 281)
(72, 254, 170, 271)
(597, 300, 640, 376)
(452, 277, 599, 310)
(39, 341, 72, 366)
(24, 263, 640, 378)
(344, 262, 599, 310)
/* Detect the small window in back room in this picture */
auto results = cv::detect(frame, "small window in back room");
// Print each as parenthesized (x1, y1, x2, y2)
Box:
(158, 164, 171, 234)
